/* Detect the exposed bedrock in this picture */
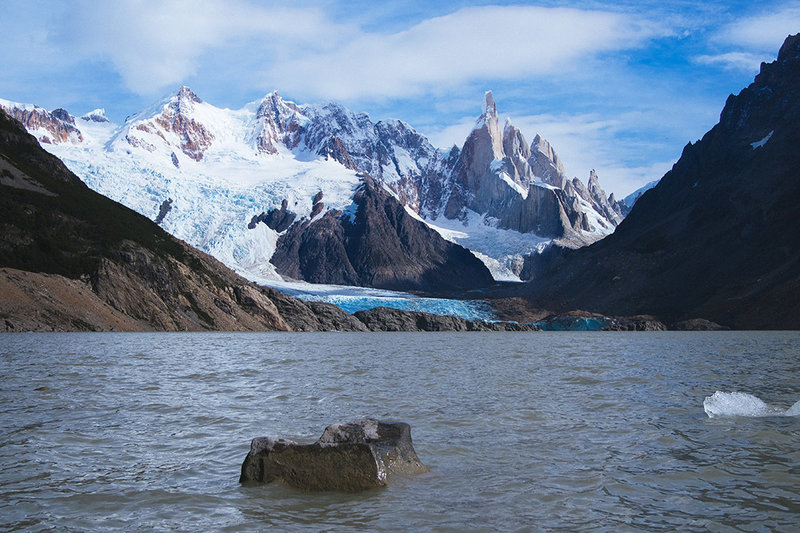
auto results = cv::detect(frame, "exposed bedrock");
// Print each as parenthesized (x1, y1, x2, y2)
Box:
(270, 176, 494, 293)
(248, 198, 297, 231)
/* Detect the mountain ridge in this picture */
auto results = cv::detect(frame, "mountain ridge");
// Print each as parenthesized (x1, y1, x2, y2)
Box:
(0, 89, 626, 288)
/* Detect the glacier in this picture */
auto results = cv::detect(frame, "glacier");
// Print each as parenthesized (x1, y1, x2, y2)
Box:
(272, 280, 497, 320)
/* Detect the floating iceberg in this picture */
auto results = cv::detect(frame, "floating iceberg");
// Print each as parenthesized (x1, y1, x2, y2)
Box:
(703, 391, 800, 418)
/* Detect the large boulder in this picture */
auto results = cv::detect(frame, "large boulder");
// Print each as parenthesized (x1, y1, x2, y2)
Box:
(239, 419, 428, 492)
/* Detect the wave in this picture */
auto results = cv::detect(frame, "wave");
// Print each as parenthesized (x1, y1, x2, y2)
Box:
(703, 391, 800, 418)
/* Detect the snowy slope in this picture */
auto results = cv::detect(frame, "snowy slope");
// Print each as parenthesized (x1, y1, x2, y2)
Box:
(10, 90, 363, 284)
(623, 179, 659, 208)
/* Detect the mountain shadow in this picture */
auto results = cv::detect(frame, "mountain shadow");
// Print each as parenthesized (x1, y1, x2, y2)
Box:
(497, 34, 800, 329)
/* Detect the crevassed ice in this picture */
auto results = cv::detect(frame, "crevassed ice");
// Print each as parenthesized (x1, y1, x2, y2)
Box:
(703, 391, 800, 418)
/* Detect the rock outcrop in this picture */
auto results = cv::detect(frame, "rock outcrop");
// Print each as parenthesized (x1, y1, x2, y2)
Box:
(248, 199, 296, 231)
(154, 197, 173, 224)
(0, 102, 83, 145)
(601, 316, 668, 331)
(670, 318, 728, 331)
(271, 176, 495, 293)
(498, 34, 800, 329)
(240, 419, 428, 492)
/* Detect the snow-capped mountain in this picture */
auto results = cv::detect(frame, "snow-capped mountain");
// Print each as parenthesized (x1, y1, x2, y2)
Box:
(0, 88, 624, 286)
(441, 92, 625, 246)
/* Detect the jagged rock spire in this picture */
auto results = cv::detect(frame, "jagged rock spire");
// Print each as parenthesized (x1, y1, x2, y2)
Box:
(482, 90, 497, 117)
(530, 134, 567, 188)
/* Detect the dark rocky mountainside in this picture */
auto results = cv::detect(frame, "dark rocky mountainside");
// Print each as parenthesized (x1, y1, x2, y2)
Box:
(270, 176, 495, 293)
(0, 109, 369, 332)
(501, 34, 800, 329)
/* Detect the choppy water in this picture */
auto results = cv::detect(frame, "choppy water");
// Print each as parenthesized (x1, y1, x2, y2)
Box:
(1, 331, 799, 531)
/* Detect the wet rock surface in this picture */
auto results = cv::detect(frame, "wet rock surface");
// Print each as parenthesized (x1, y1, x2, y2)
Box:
(240, 419, 428, 492)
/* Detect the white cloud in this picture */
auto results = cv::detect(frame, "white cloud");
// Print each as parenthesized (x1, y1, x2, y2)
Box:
(54, 2, 662, 99)
(716, 5, 800, 51)
(694, 52, 766, 71)
(62, 0, 349, 94)
(263, 5, 663, 101)
(695, 4, 800, 71)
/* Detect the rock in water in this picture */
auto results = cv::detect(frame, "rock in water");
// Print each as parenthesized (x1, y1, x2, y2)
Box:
(239, 419, 428, 491)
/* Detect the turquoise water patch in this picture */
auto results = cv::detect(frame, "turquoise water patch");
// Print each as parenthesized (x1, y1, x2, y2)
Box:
(534, 316, 611, 331)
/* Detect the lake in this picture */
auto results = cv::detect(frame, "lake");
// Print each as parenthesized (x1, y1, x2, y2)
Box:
(1, 331, 799, 531)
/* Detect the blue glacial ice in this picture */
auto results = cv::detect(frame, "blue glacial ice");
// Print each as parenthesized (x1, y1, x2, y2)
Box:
(268, 281, 497, 322)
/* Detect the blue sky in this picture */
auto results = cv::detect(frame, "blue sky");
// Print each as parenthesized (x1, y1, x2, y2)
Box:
(1, 1, 798, 196)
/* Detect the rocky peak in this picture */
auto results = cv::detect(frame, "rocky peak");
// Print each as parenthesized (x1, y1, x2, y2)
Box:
(442, 92, 624, 241)
(585, 169, 623, 224)
(502, 119, 530, 156)
(81, 109, 109, 123)
(254, 91, 303, 122)
(50, 108, 75, 124)
(587, 169, 601, 194)
(468, 91, 505, 162)
(141, 86, 215, 161)
(529, 134, 567, 188)
(176, 86, 202, 107)
(777, 32, 800, 62)
(252, 91, 306, 154)
(482, 90, 498, 117)
(0, 100, 83, 144)
(502, 118, 532, 184)
(316, 103, 374, 141)
(720, 33, 800, 139)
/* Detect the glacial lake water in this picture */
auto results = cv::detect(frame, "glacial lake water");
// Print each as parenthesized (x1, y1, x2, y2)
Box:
(1, 331, 799, 531)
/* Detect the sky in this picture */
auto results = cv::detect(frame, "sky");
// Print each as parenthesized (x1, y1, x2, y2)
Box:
(1, 1, 798, 197)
